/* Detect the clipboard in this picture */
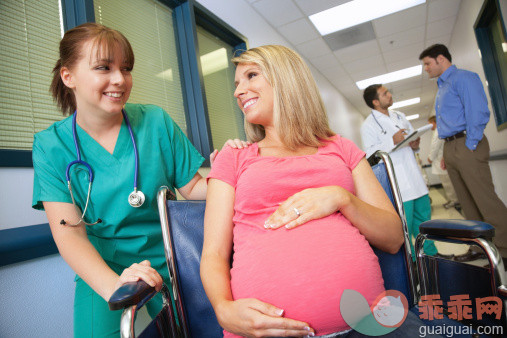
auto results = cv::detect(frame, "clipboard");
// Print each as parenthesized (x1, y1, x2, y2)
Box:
(391, 123, 432, 152)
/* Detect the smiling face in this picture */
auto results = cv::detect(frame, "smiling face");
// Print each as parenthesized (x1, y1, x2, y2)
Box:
(61, 38, 133, 117)
(234, 62, 274, 127)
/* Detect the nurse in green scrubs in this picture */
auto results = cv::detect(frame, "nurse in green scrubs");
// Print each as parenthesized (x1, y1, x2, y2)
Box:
(31, 23, 245, 337)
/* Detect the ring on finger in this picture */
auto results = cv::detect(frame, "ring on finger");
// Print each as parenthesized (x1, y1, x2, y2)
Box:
(293, 207, 301, 217)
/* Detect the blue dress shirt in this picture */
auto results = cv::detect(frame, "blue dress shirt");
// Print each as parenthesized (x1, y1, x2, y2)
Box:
(435, 65, 490, 150)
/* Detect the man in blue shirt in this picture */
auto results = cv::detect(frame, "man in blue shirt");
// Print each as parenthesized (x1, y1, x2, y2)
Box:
(419, 44, 507, 262)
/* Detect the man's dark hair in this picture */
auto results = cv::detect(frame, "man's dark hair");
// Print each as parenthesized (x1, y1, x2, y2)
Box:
(419, 44, 452, 63)
(363, 84, 382, 109)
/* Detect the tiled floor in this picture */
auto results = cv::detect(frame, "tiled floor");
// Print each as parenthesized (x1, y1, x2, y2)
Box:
(428, 186, 469, 257)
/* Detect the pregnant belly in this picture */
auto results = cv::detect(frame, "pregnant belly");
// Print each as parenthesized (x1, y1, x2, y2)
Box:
(229, 215, 385, 335)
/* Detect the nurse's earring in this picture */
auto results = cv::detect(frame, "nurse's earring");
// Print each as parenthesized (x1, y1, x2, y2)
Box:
(128, 189, 145, 207)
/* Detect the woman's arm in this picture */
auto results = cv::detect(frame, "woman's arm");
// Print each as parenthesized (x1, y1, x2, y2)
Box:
(43, 202, 162, 300)
(264, 158, 403, 254)
(340, 158, 403, 253)
(178, 140, 251, 200)
(200, 179, 314, 337)
(178, 173, 207, 200)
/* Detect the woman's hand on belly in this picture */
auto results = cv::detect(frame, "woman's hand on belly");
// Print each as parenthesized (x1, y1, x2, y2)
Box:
(264, 186, 350, 230)
(216, 298, 315, 337)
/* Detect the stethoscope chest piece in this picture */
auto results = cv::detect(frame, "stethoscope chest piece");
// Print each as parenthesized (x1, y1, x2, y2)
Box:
(129, 189, 145, 207)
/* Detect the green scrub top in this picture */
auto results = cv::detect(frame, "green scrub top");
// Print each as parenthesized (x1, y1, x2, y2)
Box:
(32, 103, 204, 282)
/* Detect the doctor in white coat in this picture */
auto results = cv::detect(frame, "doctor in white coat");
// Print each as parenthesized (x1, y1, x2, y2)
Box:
(360, 84, 442, 260)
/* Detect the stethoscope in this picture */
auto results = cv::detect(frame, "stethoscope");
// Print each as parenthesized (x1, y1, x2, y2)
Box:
(60, 109, 145, 226)
(371, 111, 402, 135)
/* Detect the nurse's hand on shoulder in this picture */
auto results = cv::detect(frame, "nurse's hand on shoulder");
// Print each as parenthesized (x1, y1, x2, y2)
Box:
(264, 186, 351, 230)
(224, 138, 251, 150)
(113, 260, 163, 294)
(216, 298, 314, 337)
(210, 139, 251, 166)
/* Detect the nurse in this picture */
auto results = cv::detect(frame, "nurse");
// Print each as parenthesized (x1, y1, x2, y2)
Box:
(32, 23, 244, 337)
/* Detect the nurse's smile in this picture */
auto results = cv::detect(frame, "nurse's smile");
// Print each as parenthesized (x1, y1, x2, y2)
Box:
(104, 91, 124, 102)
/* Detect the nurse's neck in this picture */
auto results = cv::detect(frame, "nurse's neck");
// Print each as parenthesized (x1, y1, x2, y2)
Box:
(75, 109, 123, 154)
(76, 109, 123, 135)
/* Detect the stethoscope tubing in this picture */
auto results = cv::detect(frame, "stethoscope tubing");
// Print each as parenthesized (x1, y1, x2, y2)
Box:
(372, 111, 402, 135)
(122, 110, 140, 190)
(66, 109, 138, 185)
(62, 109, 141, 226)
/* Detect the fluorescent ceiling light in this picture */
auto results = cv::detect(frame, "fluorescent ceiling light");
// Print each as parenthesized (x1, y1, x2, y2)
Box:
(309, 0, 426, 36)
(406, 114, 420, 121)
(391, 98, 420, 109)
(356, 65, 422, 90)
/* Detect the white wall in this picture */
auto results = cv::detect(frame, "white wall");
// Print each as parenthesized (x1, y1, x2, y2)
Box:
(0, 168, 48, 230)
(196, 0, 365, 146)
(0, 255, 75, 338)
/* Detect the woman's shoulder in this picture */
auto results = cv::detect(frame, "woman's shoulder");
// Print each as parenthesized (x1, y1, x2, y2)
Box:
(211, 143, 257, 173)
(320, 134, 364, 160)
(217, 143, 258, 163)
(125, 103, 166, 119)
(33, 115, 72, 148)
(208, 143, 257, 184)
(321, 134, 352, 150)
(125, 103, 179, 133)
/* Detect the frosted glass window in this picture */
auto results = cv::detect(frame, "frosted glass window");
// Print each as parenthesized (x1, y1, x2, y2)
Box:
(197, 26, 245, 149)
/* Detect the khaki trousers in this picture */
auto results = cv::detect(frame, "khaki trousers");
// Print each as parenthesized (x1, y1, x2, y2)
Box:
(443, 136, 507, 257)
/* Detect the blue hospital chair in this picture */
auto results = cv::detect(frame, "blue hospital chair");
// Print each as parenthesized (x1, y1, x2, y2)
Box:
(108, 151, 506, 337)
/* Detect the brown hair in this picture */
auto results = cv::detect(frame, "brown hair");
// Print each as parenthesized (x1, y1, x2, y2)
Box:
(419, 44, 452, 63)
(50, 23, 134, 115)
(428, 115, 436, 123)
(363, 84, 382, 109)
(231, 45, 334, 149)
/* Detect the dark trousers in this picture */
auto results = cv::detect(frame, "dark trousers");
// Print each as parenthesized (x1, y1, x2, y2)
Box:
(443, 136, 507, 257)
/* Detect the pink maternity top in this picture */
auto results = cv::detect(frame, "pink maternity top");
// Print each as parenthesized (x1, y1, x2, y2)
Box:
(207, 135, 385, 336)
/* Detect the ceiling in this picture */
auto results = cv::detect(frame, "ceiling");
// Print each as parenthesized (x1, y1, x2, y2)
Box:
(245, 0, 462, 120)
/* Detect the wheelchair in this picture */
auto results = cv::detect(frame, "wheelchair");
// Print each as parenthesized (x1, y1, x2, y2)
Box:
(108, 151, 506, 337)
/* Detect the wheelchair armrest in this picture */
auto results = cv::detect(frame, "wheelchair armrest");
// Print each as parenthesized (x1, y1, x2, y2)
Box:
(419, 219, 495, 239)
(108, 280, 156, 311)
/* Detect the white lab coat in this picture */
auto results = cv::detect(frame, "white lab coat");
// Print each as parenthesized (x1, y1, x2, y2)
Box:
(361, 109, 428, 202)
(428, 129, 446, 175)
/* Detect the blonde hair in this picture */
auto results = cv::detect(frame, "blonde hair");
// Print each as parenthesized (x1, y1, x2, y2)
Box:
(231, 45, 334, 149)
(50, 23, 134, 115)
